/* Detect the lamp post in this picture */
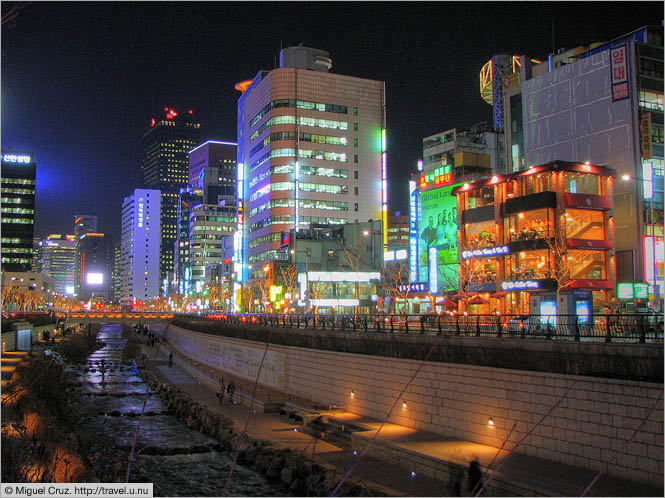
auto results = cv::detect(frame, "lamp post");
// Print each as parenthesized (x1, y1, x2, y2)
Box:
(622, 172, 662, 311)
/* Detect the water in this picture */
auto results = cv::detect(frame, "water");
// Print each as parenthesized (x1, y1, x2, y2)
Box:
(69, 324, 278, 496)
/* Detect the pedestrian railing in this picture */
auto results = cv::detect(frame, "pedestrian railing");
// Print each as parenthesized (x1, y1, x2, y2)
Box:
(182, 312, 664, 343)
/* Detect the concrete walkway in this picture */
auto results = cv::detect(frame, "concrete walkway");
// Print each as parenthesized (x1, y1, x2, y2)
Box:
(139, 341, 663, 497)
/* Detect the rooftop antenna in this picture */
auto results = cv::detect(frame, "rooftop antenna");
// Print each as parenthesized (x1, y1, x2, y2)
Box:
(551, 16, 555, 55)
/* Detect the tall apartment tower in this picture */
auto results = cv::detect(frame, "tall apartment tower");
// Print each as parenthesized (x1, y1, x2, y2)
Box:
(1, 150, 36, 272)
(119, 189, 161, 307)
(38, 234, 76, 295)
(77, 232, 110, 302)
(235, 46, 387, 281)
(143, 108, 201, 289)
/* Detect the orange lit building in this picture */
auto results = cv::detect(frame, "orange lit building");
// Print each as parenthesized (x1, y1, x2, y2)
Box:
(452, 160, 616, 316)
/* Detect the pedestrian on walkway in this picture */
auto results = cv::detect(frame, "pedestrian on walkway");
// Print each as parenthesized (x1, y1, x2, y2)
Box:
(216, 378, 225, 405)
(468, 455, 482, 494)
(227, 380, 236, 404)
(168, 352, 173, 368)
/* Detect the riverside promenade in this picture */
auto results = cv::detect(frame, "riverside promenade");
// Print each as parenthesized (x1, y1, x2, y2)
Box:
(138, 340, 662, 497)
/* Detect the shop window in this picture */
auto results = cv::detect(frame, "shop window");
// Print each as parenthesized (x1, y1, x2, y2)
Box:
(504, 208, 554, 242)
(505, 180, 520, 199)
(521, 173, 553, 195)
(565, 209, 605, 240)
(506, 249, 551, 281)
(467, 187, 494, 209)
(468, 258, 498, 284)
(564, 173, 602, 196)
(568, 250, 606, 280)
(465, 221, 497, 249)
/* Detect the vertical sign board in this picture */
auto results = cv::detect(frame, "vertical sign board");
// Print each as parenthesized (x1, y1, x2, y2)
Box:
(640, 113, 652, 160)
(408, 181, 418, 283)
(610, 44, 629, 102)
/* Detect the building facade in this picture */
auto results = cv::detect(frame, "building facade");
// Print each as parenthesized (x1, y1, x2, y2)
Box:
(1, 150, 36, 272)
(187, 203, 236, 290)
(188, 140, 237, 206)
(119, 189, 161, 307)
(143, 108, 201, 289)
(502, 26, 663, 310)
(73, 214, 98, 297)
(77, 232, 110, 302)
(453, 160, 616, 315)
(37, 234, 76, 295)
(422, 122, 505, 182)
(235, 46, 387, 289)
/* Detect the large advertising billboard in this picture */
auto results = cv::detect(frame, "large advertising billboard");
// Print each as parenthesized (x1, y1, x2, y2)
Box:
(417, 184, 460, 292)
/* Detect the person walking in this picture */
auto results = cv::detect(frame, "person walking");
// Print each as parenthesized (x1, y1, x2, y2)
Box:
(468, 455, 482, 494)
(227, 380, 236, 405)
(168, 352, 173, 368)
(216, 378, 225, 405)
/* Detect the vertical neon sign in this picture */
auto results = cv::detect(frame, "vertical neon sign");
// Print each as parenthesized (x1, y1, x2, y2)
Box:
(294, 161, 300, 231)
(381, 129, 388, 251)
(235, 162, 245, 282)
(429, 247, 439, 295)
(409, 180, 418, 283)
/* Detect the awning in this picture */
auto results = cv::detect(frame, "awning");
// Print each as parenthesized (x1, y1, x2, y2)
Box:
(568, 279, 613, 290)
(436, 297, 458, 307)
(567, 238, 612, 250)
(490, 291, 509, 298)
(451, 293, 466, 299)
(468, 295, 489, 305)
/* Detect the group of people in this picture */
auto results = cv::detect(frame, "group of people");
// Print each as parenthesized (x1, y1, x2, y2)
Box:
(420, 207, 458, 250)
(216, 377, 236, 405)
(134, 324, 161, 347)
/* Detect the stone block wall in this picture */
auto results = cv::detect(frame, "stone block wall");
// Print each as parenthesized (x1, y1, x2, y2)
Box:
(168, 325, 663, 487)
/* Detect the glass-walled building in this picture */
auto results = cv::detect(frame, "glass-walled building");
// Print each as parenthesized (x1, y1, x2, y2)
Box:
(453, 160, 616, 315)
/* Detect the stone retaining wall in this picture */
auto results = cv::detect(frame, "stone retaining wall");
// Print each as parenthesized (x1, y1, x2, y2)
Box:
(166, 324, 664, 488)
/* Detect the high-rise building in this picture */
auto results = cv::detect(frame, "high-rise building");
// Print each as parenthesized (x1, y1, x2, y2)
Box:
(143, 108, 201, 288)
(502, 25, 663, 309)
(73, 214, 98, 297)
(77, 232, 110, 302)
(37, 234, 76, 295)
(235, 46, 387, 282)
(119, 189, 161, 307)
(173, 187, 203, 294)
(111, 245, 122, 303)
(188, 140, 237, 206)
(1, 150, 36, 272)
(187, 203, 236, 289)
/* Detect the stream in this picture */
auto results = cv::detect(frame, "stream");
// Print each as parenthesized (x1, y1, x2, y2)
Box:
(68, 324, 279, 496)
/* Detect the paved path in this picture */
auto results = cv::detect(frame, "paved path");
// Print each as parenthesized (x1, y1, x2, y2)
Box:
(140, 341, 663, 497)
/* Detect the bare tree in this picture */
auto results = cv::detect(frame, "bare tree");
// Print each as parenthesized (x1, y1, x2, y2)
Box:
(1, 285, 16, 311)
(276, 263, 298, 308)
(308, 279, 332, 315)
(545, 234, 574, 314)
(383, 261, 411, 314)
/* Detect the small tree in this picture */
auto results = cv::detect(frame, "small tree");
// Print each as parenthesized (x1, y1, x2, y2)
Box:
(383, 261, 411, 314)
(1, 285, 16, 311)
(277, 263, 299, 308)
(545, 234, 574, 315)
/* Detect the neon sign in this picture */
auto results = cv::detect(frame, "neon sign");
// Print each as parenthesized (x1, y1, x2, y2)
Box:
(419, 164, 452, 189)
(408, 180, 418, 283)
(398, 282, 428, 293)
(429, 247, 439, 295)
(381, 129, 388, 251)
(462, 246, 509, 259)
(2, 154, 32, 164)
(501, 280, 539, 291)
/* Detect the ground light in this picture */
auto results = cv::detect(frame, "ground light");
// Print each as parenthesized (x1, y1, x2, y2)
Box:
(402, 400, 407, 408)
(488, 417, 495, 426)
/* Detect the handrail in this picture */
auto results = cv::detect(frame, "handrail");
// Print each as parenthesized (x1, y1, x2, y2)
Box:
(188, 312, 663, 343)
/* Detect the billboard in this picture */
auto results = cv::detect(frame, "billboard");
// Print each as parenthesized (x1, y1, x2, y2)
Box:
(417, 184, 460, 292)
(86, 272, 104, 285)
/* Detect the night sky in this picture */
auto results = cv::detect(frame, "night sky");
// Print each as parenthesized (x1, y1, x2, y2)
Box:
(2, 2, 662, 245)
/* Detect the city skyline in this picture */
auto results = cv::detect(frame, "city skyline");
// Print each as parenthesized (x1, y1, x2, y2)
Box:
(1, 2, 662, 242)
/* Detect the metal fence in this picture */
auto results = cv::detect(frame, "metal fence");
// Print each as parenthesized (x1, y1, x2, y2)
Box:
(195, 312, 663, 343)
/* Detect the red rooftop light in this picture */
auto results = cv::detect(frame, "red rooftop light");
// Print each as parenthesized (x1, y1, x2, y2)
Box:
(150, 118, 156, 127)
(188, 109, 193, 114)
